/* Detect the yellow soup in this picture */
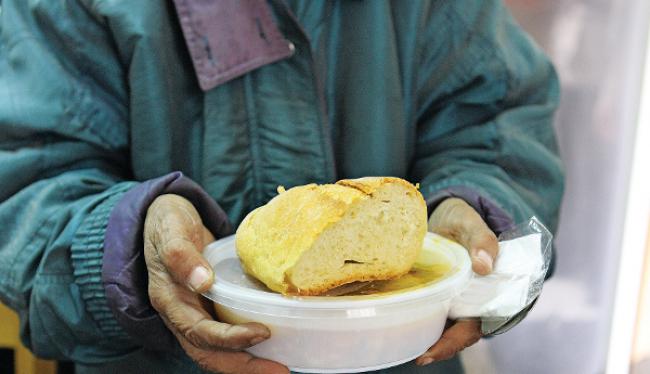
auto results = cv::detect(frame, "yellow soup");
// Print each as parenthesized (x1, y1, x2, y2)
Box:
(323, 246, 454, 297)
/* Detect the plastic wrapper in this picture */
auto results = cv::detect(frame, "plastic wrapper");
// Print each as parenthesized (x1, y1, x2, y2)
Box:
(448, 216, 553, 335)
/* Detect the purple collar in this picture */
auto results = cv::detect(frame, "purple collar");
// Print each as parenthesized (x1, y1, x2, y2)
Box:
(173, 0, 295, 91)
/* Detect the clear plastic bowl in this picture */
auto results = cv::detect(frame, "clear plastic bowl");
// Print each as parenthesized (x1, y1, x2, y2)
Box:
(202, 232, 472, 373)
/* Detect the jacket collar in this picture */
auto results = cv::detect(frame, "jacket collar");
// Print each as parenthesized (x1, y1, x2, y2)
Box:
(173, 0, 295, 91)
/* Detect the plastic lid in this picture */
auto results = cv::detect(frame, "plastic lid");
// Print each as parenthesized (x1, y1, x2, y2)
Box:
(203, 233, 472, 311)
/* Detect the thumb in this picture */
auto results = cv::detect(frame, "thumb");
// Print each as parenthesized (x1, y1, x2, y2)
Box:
(157, 237, 215, 292)
(465, 228, 499, 276)
(145, 194, 216, 292)
(429, 198, 499, 276)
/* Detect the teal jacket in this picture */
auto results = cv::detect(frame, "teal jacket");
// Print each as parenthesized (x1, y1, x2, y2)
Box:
(0, 0, 563, 372)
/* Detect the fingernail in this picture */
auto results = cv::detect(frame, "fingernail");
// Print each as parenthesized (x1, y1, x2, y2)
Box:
(422, 357, 434, 365)
(188, 266, 210, 291)
(473, 249, 493, 272)
(250, 336, 267, 345)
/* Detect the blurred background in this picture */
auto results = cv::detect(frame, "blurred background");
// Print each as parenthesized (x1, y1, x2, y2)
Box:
(460, 0, 650, 373)
(1, 0, 649, 373)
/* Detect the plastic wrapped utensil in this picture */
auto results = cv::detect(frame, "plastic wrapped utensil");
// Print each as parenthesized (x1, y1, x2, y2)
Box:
(449, 217, 553, 334)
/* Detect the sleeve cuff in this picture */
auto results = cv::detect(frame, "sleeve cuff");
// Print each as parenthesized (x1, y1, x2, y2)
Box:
(70, 182, 138, 344)
(102, 171, 232, 349)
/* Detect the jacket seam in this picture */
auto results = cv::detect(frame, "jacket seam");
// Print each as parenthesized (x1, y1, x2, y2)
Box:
(416, 4, 511, 114)
(5, 19, 127, 139)
(276, 1, 336, 182)
(447, 4, 514, 98)
(65, 85, 126, 151)
(5, 207, 57, 310)
(242, 76, 264, 205)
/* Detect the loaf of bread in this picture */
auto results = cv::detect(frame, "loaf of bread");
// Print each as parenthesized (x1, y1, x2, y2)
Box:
(235, 177, 428, 295)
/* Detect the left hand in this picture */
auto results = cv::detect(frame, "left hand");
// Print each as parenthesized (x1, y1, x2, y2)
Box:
(416, 197, 499, 365)
(144, 194, 288, 374)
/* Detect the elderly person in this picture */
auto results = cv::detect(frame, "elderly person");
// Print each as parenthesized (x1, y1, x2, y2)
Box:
(0, 0, 562, 373)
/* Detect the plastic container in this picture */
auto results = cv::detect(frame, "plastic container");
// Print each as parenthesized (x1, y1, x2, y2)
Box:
(202, 232, 472, 373)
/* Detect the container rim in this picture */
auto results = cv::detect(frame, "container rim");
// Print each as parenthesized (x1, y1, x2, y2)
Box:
(203, 232, 472, 310)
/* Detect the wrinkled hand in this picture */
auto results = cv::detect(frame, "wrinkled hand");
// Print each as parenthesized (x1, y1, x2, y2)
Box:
(416, 197, 499, 366)
(144, 194, 289, 374)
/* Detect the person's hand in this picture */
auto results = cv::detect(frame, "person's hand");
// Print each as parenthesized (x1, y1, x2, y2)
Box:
(416, 197, 499, 365)
(144, 194, 289, 374)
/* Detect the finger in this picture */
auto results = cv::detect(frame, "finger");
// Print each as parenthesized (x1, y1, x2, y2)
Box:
(147, 194, 206, 247)
(170, 316, 283, 374)
(208, 351, 289, 374)
(186, 320, 271, 351)
(158, 225, 215, 293)
(149, 273, 271, 351)
(429, 198, 498, 275)
(145, 195, 215, 292)
(181, 341, 289, 374)
(148, 269, 271, 351)
(416, 319, 482, 365)
(158, 235, 215, 292)
(202, 226, 216, 250)
(466, 227, 498, 276)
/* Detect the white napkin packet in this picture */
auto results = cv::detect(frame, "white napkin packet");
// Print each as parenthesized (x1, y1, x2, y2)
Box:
(449, 233, 545, 319)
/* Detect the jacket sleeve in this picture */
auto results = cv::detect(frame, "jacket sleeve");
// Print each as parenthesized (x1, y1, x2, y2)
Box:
(0, 0, 142, 362)
(411, 0, 564, 235)
(410, 1, 564, 333)
(0, 0, 230, 362)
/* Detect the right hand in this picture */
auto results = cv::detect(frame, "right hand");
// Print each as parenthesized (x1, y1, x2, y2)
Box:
(144, 194, 289, 374)
(417, 197, 499, 364)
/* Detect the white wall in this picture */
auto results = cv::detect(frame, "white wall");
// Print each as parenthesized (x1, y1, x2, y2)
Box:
(461, 1, 650, 373)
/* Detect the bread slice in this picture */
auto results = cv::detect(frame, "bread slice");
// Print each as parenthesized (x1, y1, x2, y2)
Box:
(235, 177, 428, 295)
